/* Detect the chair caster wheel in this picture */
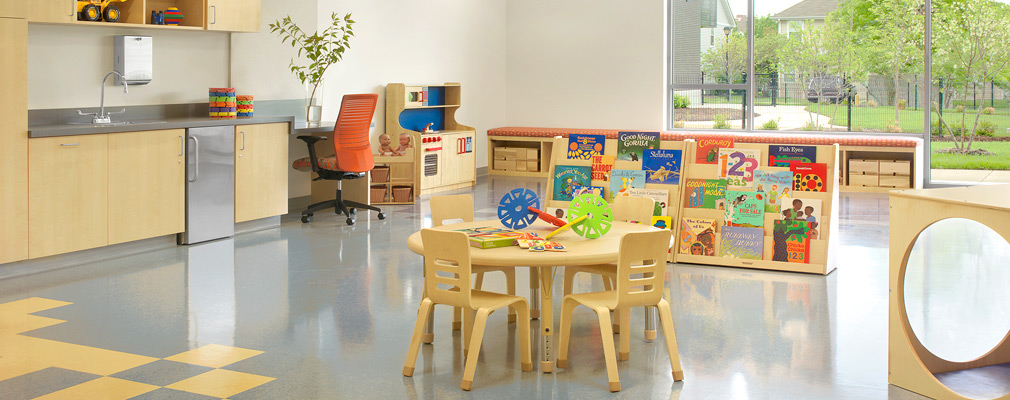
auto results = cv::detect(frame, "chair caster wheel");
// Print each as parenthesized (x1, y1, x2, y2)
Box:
(349, 208, 357, 215)
(377, 212, 385, 220)
(301, 214, 313, 223)
(346, 217, 355, 225)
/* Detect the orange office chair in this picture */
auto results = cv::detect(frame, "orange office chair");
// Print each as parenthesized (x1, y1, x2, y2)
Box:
(294, 93, 385, 225)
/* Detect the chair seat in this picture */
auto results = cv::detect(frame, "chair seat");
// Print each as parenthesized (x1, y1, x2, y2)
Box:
(292, 156, 337, 172)
(566, 290, 618, 309)
(471, 290, 527, 310)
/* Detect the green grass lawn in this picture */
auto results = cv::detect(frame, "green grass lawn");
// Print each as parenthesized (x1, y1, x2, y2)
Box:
(931, 141, 1010, 170)
(803, 104, 1010, 135)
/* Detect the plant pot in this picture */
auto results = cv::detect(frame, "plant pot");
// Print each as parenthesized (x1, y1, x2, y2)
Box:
(392, 185, 413, 203)
(370, 185, 387, 203)
(370, 166, 390, 183)
(305, 81, 324, 127)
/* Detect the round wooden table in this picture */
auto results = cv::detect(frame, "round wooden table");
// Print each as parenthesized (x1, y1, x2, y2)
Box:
(407, 219, 664, 372)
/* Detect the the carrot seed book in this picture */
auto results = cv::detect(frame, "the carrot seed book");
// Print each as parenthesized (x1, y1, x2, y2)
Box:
(616, 131, 660, 162)
(683, 178, 728, 209)
(696, 137, 735, 164)
(609, 169, 645, 201)
(753, 170, 793, 213)
(553, 165, 591, 201)
(567, 134, 605, 160)
(591, 155, 616, 181)
(772, 220, 812, 263)
(721, 226, 764, 260)
(642, 149, 682, 185)
(791, 162, 828, 192)
(724, 190, 765, 228)
(680, 217, 716, 256)
(628, 188, 669, 216)
(769, 145, 817, 167)
(718, 148, 761, 187)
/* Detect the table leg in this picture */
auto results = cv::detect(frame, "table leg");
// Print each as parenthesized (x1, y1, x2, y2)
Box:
(421, 257, 434, 344)
(529, 267, 540, 319)
(644, 306, 657, 341)
(539, 266, 556, 373)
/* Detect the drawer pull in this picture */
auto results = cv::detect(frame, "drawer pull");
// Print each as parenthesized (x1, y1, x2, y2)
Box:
(60, 143, 81, 146)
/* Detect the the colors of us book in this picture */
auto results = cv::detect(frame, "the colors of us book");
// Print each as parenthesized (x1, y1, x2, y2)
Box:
(567, 134, 605, 160)
(610, 169, 646, 201)
(696, 137, 734, 164)
(591, 155, 615, 181)
(627, 188, 669, 216)
(768, 145, 817, 167)
(721, 226, 764, 260)
(772, 220, 813, 263)
(553, 165, 591, 201)
(616, 131, 660, 161)
(753, 170, 793, 213)
(791, 162, 828, 192)
(683, 178, 728, 209)
(724, 190, 765, 228)
(718, 148, 761, 187)
(680, 217, 716, 256)
(642, 149, 682, 185)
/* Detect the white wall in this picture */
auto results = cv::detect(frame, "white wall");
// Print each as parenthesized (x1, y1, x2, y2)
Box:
(231, 0, 317, 101)
(27, 25, 230, 109)
(505, 0, 667, 130)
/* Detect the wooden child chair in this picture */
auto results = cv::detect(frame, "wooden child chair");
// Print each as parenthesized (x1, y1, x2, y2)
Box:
(430, 194, 519, 335)
(403, 229, 532, 391)
(557, 229, 684, 392)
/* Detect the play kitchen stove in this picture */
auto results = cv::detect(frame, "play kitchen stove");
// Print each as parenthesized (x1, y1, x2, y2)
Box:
(419, 132, 473, 179)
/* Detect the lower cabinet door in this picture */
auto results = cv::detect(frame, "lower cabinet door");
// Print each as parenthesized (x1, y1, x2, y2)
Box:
(28, 135, 109, 259)
(108, 129, 186, 245)
(235, 123, 289, 222)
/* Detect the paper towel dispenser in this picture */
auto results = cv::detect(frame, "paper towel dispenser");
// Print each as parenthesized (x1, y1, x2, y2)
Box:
(114, 35, 153, 85)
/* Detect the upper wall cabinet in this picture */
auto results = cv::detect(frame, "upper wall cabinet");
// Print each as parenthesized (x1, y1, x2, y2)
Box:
(28, 0, 75, 23)
(0, 0, 28, 18)
(28, 0, 260, 33)
(206, 0, 260, 33)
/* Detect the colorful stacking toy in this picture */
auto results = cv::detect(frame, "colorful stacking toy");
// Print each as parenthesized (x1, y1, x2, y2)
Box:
(209, 88, 237, 119)
(163, 7, 184, 25)
(237, 95, 254, 117)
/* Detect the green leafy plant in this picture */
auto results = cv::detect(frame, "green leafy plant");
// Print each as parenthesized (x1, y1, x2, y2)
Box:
(956, 105, 965, 113)
(886, 121, 903, 133)
(983, 106, 996, 115)
(712, 114, 731, 129)
(976, 120, 997, 136)
(270, 12, 356, 121)
(760, 118, 780, 130)
(801, 120, 822, 131)
(673, 120, 686, 128)
(898, 99, 907, 110)
(673, 94, 691, 109)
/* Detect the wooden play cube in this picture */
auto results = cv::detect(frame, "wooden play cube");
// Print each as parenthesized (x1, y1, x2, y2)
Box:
(527, 161, 539, 172)
(525, 148, 539, 161)
(494, 159, 516, 171)
(878, 175, 911, 188)
(494, 147, 517, 160)
(849, 174, 879, 187)
(849, 159, 879, 175)
(515, 161, 528, 172)
(879, 160, 911, 176)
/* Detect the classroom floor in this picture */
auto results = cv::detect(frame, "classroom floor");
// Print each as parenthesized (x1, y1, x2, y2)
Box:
(1, 175, 1007, 399)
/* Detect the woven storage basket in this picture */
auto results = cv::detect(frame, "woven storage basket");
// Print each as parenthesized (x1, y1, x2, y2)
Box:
(370, 185, 387, 203)
(370, 166, 390, 183)
(392, 185, 413, 203)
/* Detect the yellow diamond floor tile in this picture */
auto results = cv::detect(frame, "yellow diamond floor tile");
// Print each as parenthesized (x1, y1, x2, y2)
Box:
(33, 377, 159, 400)
(164, 344, 264, 369)
(165, 369, 275, 398)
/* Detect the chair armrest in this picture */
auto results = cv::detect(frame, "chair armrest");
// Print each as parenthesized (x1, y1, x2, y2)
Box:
(296, 135, 328, 173)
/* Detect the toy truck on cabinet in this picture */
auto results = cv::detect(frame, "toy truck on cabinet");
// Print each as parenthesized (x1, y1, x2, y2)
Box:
(77, 0, 128, 22)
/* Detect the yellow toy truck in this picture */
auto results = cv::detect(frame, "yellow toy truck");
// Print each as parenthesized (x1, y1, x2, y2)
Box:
(77, 0, 128, 22)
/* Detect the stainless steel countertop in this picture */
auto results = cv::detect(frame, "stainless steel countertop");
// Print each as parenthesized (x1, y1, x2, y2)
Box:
(28, 115, 297, 138)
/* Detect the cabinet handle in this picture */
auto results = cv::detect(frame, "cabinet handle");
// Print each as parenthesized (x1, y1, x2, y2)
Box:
(60, 143, 80, 146)
(188, 136, 200, 182)
(69, 0, 75, 16)
(210, 5, 216, 25)
(178, 135, 185, 156)
(240, 131, 246, 150)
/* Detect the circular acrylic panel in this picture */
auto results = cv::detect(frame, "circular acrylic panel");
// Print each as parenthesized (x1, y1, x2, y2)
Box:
(903, 218, 1010, 363)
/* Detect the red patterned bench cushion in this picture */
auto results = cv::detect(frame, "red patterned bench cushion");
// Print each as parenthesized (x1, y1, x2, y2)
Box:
(487, 127, 921, 148)
(292, 156, 338, 172)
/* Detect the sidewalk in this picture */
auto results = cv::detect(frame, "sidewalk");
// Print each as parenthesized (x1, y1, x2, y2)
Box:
(676, 104, 846, 130)
(931, 169, 1010, 184)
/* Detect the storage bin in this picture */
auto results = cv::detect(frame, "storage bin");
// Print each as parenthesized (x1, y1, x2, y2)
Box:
(878, 175, 911, 188)
(878, 160, 911, 176)
(370, 185, 387, 203)
(392, 185, 413, 202)
(849, 159, 879, 175)
(370, 166, 390, 183)
(849, 174, 878, 187)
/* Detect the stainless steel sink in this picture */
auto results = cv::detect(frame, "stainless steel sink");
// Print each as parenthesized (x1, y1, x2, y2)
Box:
(66, 120, 167, 126)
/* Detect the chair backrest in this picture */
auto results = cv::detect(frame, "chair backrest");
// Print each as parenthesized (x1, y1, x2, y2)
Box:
(421, 229, 473, 308)
(332, 93, 378, 173)
(615, 230, 673, 309)
(613, 196, 656, 223)
(430, 194, 474, 227)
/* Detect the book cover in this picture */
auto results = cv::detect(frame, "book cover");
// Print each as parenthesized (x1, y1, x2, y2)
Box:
(791, 162, 828, 192)
(553, 165, 591, 201)
(573, 185, 605, 198)
(769, 145, 817, 167)
(454, 226, 515, 237)
(468, 231, 526, 249)
(683, 178, 728, 209)
(616, 131, 660, 162)
(591, 155, 616, 182)
(718, 148, 761, 187)
(680, 217, 716, 256)
(779, 197, 822, 225)
(753, 170, 794, 213)
(642, 149, 683, 185)
(721, 226, 764, 260)
(773, 220, 813, 263)
(628, 188, 670, 216)
(651, 216, 673, 230)
(696, 137, 735, 164)
(567, 134, 606, 160)
(609, 169, 646, 201)
(724, 190, 765, 228)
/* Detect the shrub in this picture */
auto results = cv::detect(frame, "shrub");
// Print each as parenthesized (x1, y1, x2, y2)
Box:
(983, 107, 996, 115)
(673, 94, 691, 109)
(867, 98, 878, 107)
(712, 114, 731, 129)
(801, 120, 822, 131)
(898, 99, 907, 110)
(886, 121, 903, 133)
(976, 120, 997, 136)
(760, 118, 780, 130)
(956, 105, 965, 113)
(673, 120, 686, 128)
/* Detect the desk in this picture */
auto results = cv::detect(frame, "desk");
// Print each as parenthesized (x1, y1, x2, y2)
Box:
(407, 219, 665, 372)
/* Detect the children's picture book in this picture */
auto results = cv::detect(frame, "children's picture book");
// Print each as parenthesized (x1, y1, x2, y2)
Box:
(773, 220, 813, 263)
(680, 217, 716, 256)
(721, 226, 764, 260)
(718, 148, 761, 186)
(567, 134, 606, 160)
(616, 131, 660, 161)
(791, 162, 828, 192)
(628, 188, 670, 216)
(779, 197, 822, 224)
(651, 216, 673, 230)
(609, 169, 646, 200)
(454, 227, 525, 249)
(553, 165, 591, 201)
(642, 149, 683, 185)
(724, 190, 765, 228)
(683, 178, 728, 209)
(769, 145, 817, 167)
(696, 137, 735, 164)
(753, 170, 793, 213)
(591, 155, 616, 181)
(573, 185, 605, 198)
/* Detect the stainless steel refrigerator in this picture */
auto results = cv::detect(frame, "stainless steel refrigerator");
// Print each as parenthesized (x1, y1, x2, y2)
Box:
(180, 126, 235, 244)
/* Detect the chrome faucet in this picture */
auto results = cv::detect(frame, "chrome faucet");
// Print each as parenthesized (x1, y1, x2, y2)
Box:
(77, 71, 129, 124)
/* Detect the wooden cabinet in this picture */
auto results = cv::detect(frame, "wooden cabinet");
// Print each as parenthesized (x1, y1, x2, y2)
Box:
(28, 135, 109, 259)
(0, 0, 27, 18)
(235, 123, 289, 223)
(108, 129, 186, 245)
(27, 0, 75, 23)
(444, 131, 476, 184)
(0, 18, 27, 264)
(206, 0, 260, 32)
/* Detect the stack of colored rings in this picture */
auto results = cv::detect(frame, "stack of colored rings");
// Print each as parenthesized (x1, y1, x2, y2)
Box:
(237, 95, 254, 117)
(208, 88, 237, 119)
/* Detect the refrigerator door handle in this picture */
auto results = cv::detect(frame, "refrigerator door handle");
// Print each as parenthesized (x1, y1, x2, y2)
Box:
(188, 135, 200, 182)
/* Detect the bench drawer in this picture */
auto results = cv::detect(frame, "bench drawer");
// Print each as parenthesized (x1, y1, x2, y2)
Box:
(878, 160, 911, 176)
(849, 159, 879, 175)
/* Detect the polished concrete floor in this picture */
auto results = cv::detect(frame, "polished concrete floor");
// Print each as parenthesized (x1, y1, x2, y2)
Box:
(0, 175, 1007, 399)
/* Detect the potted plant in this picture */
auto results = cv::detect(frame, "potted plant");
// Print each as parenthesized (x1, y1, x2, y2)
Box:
(270, 12, 355, 126)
